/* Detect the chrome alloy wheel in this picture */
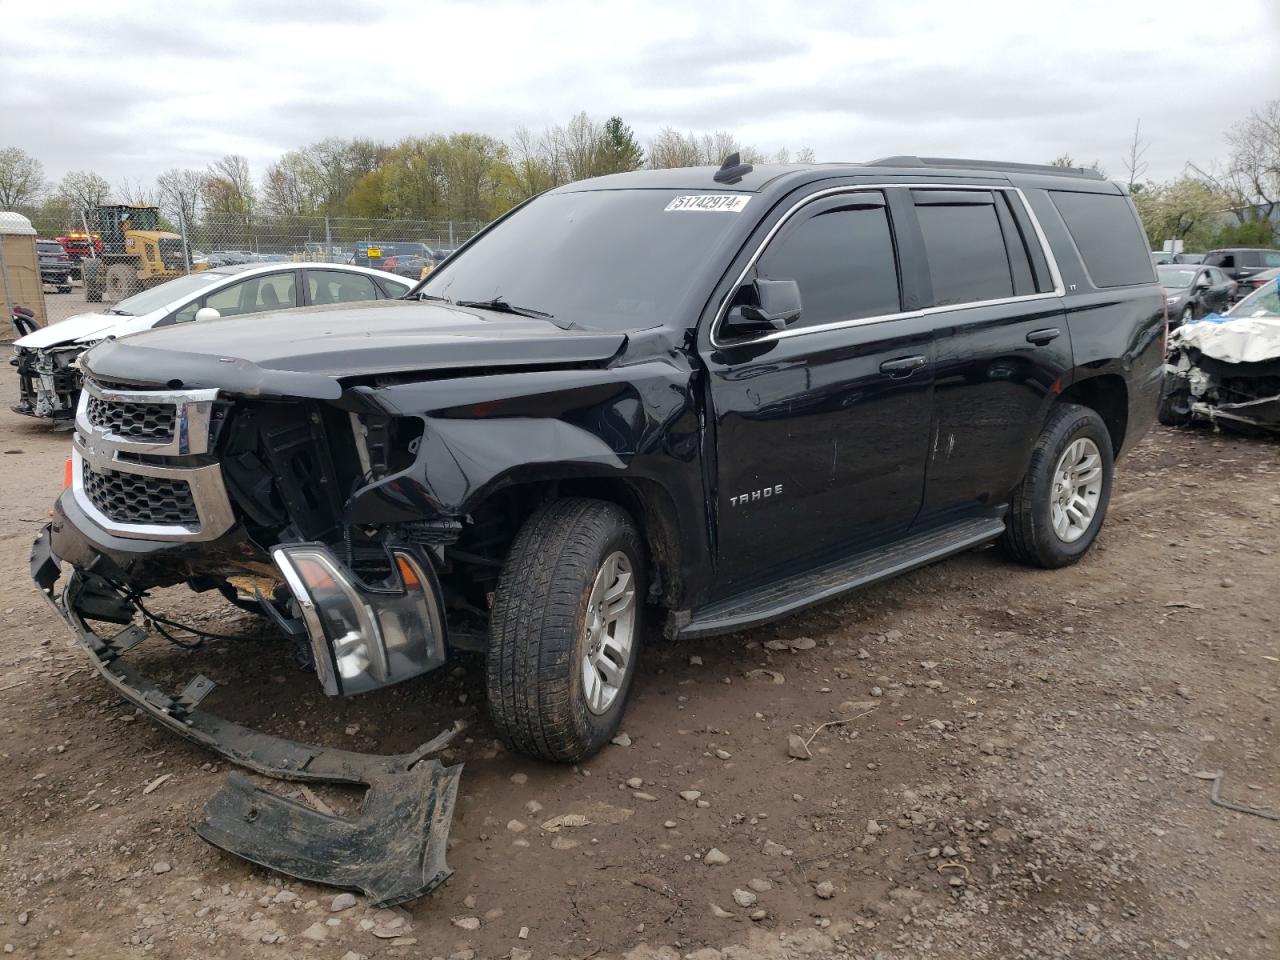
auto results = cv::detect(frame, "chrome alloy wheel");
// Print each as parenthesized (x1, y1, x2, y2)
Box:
(1050, 437, 1103, 543)
(580, 550, 637, 715)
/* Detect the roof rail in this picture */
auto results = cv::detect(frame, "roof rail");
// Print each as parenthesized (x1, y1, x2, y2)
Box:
(868, 156, 1107, 181)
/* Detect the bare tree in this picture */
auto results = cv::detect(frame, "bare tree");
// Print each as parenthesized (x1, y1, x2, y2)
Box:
(57, 170, 112, 212)
(0, 147, 45, 208)
(1121, 120, 1150, 192)
(117, 177, 156, 206)
(1188, 99, 1280, 222)
(155, 168, 205, 229)
(205, 154, 255, 217)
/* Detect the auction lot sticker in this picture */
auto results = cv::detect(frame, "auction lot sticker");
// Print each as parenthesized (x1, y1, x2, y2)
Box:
(664, 195, 751, 212)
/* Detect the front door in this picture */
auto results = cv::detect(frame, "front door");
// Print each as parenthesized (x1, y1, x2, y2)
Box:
(700, 190, 937, 598)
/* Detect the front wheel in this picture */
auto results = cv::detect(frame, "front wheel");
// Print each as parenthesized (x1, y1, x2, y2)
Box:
(487, 498, 646, 762)
(1002, 403, 1114, 569)
(1180, 305, 1194, 327)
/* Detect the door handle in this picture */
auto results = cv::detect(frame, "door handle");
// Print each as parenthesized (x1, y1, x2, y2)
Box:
(1026, 327, 1061, 346)
(879, 355, 928, 377)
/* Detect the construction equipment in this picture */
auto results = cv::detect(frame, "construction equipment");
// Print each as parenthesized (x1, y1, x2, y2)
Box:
(80, 205, 194, 302)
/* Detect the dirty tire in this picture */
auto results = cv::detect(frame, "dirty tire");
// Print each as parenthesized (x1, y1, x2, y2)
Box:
(1002, 402, 1114, 569)
(487, 498, 645, 763)
(1157, 378, 1193, 427)
(82, 260, 103, 302)
(105, 264, 139, 301)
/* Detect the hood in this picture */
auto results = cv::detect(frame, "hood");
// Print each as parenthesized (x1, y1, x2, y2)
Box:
(80, 299, 628, 398)
(13, 311, 139, 349)
(1174, 314, 1280, 364)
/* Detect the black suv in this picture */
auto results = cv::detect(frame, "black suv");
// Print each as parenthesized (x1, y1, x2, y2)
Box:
(37, 239, 74, 293)
(33, 157, 1164, 765)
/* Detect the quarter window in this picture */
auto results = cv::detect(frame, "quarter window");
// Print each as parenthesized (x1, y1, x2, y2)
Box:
(913, 194, 1014, 306)
(1050, 190, 1155, 288)
(755, 197, 900, 328)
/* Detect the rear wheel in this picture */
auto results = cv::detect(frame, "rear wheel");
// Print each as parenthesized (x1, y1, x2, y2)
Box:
(82, 260, 103, 302)
(487, 498, 645, 762)
(1157, 375, 1193, 427)
(1002, 403, 1114, 569)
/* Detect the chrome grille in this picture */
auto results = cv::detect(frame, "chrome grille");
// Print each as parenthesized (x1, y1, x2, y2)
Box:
(82, 459, 199, 526)
(86, 394, 176, 443)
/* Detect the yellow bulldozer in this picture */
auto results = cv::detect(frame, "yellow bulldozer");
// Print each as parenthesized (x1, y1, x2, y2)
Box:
(80, 204, 197, 302)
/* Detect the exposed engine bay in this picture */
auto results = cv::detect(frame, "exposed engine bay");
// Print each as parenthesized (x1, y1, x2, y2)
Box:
(1163, 293, 1280, 434)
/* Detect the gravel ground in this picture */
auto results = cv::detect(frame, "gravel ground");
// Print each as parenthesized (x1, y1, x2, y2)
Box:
(0, 355, 1277, 960)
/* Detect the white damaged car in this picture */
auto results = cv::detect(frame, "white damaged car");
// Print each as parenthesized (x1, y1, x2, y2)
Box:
(1160, 278, 1280, 434)
(10, 262, 413, 424)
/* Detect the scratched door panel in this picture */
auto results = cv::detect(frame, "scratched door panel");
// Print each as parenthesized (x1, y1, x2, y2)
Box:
(703, 316, 937, 598)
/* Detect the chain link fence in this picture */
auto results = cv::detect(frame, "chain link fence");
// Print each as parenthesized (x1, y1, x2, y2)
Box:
(26, 211, 484, 302)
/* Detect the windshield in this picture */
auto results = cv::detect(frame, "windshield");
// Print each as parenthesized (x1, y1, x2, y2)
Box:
(1226, 279, 1280, 319)
(37, 241, 64, 255)
(419, 190, 751, 331)
(1157, 265, 1198, 288)
(110, 271, 226, 316)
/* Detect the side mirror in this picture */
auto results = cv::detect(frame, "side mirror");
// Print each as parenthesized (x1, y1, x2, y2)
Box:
(193, 307, 221, 322)
(722, 278, 802, 337)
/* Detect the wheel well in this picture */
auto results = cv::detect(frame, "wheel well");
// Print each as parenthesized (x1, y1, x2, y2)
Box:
(1057, 374, 1128, 454)
(449, 478, 684, 611)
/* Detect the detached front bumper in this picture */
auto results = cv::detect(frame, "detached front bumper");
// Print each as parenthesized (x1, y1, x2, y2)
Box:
(30, 523, 463, 906)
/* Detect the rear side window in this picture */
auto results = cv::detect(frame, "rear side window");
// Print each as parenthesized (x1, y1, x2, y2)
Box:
(1050, 190, 1155, 288)
(913, 192, 1014, 306)
(1265, 252, 1280, 267)
(756, 196, 901, 328)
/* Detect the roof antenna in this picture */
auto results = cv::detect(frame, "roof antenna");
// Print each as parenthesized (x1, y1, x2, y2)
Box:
(713, 152, 753, 184)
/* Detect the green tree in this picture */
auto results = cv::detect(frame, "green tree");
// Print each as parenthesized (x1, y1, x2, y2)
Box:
(0, 147, 44, 209)
(597, 117, 644, 174)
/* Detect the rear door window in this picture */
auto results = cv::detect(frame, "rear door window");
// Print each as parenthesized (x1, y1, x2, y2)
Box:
(1049, 190, 1156, 287)
(912, 191, 1014, 306)
(754, 192, 900, 328)
(307, 270, 379, 305)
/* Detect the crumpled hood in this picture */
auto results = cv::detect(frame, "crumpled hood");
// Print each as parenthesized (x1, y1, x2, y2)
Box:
(14, 311, 154, 349)
(80, 299, 627, 398)
(1174, 313, 1280, 364)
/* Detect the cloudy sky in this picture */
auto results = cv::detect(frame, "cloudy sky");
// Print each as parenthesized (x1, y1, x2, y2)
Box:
(2, 0, 1277, 188)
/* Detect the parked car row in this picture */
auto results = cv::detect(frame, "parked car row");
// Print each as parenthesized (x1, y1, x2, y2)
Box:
(351, 241, 454, 277)
(1153, 246, 1280, 303)
(9, 262, 412, 423)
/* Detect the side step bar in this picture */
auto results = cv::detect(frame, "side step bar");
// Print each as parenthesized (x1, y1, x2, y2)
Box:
(679, 516, 1006, 639)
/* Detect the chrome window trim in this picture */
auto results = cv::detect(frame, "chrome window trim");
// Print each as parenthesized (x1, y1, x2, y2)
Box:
(709, 183, 1066, 350)
(77, 378, 219, 456)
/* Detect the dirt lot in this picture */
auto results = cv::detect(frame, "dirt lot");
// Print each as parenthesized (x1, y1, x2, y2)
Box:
(0, 333, 1277, 959)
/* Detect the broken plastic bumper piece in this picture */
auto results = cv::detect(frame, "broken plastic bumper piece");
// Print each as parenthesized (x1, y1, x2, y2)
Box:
(272, 542, 448, 696)
(30, 524, 463, 907)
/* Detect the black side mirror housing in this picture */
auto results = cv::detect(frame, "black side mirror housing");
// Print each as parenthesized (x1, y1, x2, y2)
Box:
(722, 278, 803, 337)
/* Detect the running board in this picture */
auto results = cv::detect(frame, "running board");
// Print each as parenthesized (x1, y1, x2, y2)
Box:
(679, 516, 1006, 639)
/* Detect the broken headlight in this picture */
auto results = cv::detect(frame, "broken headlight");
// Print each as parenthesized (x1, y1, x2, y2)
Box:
(272, 543, 447, 695)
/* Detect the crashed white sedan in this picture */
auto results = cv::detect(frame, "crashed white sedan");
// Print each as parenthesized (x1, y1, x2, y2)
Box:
(1161, 279, 1280, 433)
(10, 262, 413, 424)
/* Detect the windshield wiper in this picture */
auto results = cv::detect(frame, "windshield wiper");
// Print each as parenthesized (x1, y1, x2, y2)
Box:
(106, 308, 133, 316)
(454, 298, 578, 331)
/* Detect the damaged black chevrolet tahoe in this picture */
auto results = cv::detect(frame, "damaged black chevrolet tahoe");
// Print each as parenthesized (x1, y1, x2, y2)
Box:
(33, 156, 1165, 764)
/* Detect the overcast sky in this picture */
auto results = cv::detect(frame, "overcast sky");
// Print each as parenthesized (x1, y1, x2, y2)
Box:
(2, 0, 1277, 188)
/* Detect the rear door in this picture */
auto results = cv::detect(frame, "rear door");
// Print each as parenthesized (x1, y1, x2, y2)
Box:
(700, 189, 937, 596)
(906, 186, 1072, 528)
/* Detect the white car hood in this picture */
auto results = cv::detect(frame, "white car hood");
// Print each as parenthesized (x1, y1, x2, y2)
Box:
(14, 312, 157, 350)
(1174, 313, 1280, 364)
